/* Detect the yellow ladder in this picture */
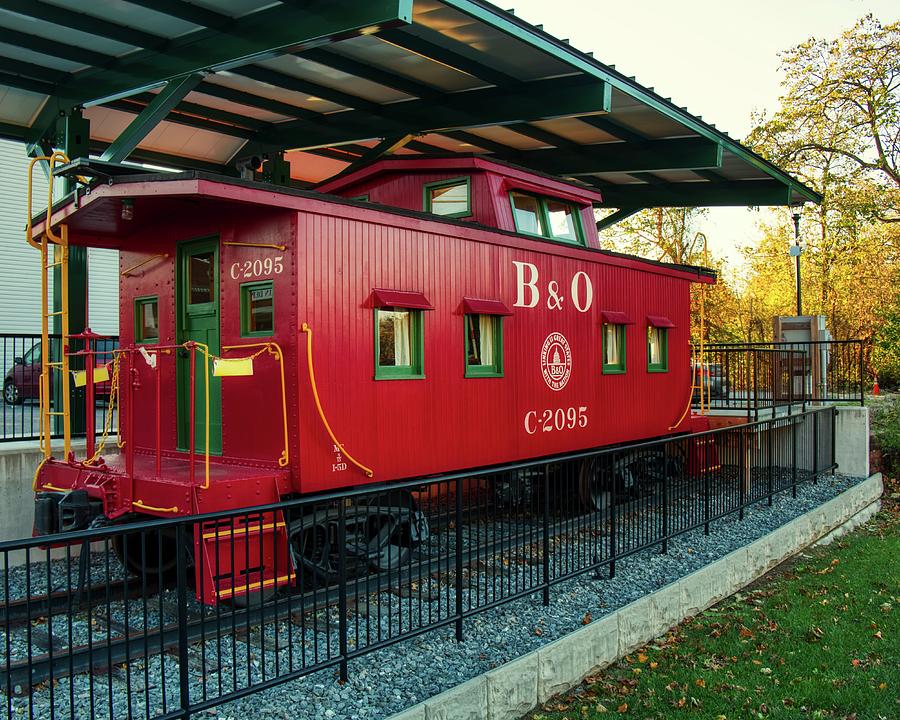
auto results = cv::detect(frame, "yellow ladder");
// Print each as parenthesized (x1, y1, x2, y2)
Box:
(26, 152, 72, 460)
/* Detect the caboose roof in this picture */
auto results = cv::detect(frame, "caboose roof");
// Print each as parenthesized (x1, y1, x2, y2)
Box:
(34, 170, 716, 285)
(316, 155, 605, 205)
(3, 0, 819, 223)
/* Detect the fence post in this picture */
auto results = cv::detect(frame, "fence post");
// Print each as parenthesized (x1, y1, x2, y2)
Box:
(791, 414, 798, 498)
(812, 410, 819, 484)
(858, 342, 865, 406)
(831, 406, 837, 474)
(753, 352, 759, 420)
(767, 419, 774, 506)
(703, 443, 710, 535)
(455, 479, 464, 642)
(337, 501, 348, 681)
(739, 427, 746, 521)
(609, 464, 617, 580)
(661, 456, 669, 555)
(176, 522, 191, 720)
(542, 466, 550, 606)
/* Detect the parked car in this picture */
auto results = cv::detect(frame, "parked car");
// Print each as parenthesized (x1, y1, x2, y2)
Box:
(691, 362, 729, 401)
(4, 339, 117, 405)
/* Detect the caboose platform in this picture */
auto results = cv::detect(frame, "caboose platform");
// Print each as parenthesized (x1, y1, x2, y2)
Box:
(35, 450, 290, 527)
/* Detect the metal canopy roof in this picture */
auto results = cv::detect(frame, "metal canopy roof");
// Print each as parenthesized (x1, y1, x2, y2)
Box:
(0, 0, 821, 211)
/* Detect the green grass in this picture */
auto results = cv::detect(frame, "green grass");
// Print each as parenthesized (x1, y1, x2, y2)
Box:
(532, 508, 899, 720)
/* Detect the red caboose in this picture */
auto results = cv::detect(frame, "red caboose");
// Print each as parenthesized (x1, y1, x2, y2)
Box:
(31, 155, 711, 600)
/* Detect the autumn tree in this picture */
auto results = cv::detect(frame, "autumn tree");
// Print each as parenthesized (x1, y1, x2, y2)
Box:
(598, 207, 708, 265)
(745, 15, 900, 372)
(749, 15, 899, 224)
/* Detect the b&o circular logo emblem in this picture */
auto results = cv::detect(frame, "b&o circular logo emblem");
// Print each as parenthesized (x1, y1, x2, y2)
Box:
(540, 332, 572, 391)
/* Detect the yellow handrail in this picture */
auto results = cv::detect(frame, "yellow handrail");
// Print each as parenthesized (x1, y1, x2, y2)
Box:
(121, 253, 168, 277)
(221, 342, 290, 467)
(133, 500, 180, 514)
(192, 342, 212, 491)
(300, 323, 373, 477)
(222, 241, 286, 251)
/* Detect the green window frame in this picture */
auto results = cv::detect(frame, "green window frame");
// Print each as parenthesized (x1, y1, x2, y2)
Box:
(602, 322, 626, 374)
(374, 307, 424, 380)
(509, 190, 585, 245)
(464, 314, 504, 378)
(423, 176, 472, 218)
(647, 326, 669, 373)
(350, 193, 369, 202)
(134, 296, 159, 344)
(240, 280, 274, 337)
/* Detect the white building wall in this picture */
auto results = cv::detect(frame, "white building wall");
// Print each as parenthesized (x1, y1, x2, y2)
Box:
(0, 139, 119, 336)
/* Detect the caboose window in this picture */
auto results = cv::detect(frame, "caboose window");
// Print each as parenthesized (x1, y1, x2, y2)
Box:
(510, 191, 584, 244)
(424, 177, 471, 218)
(510, 191, 542, 234)
(602, 323, 626, 374)
(135, 297, 159, 343)
(647, 327, 668, 372)
(189, 251, 215, 305)
(375, 308, 424, 379)
(241, 281, 274, 337)
(465, 314, 503, 377)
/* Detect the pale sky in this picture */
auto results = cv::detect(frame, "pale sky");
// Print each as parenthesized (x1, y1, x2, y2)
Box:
(507, 0, 899, 271)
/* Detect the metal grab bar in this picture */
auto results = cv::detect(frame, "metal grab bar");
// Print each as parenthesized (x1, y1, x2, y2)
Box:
(301, 323, 373, 478)
(221, 341, 290, 468)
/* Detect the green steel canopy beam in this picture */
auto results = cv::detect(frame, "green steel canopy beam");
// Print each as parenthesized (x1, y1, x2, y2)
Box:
(100, 74, 204, 163)
(26, 0, 413, 141)
(595, 207, 642, 231)
(597, 180, 795, 208)
(377, 28, 515, 87)
(440, 0, 821, 204)
(0, 0, 162, 48)
(431, 133, 721, 176)
(531, 138, 723, 175)
(262, 76, 611, 150)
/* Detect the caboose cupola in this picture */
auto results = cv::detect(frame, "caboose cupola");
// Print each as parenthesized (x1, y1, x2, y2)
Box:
(315, 155, 604, 248)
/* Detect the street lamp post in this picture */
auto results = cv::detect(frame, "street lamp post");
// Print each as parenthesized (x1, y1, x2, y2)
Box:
(790, 207, 802, 316)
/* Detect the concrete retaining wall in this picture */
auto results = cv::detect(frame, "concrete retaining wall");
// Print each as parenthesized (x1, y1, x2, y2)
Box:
(834, 406, 869, 478)
(389, 473, 883, 720)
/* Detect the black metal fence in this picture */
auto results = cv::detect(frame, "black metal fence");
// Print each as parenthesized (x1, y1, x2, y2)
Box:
(0, 406, 837, 720)
(1, 333, 118, 443)
(692, 340, 866, 417)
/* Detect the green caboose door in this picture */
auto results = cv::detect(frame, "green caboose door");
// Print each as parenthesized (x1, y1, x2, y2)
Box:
(177, 238, 223, 455)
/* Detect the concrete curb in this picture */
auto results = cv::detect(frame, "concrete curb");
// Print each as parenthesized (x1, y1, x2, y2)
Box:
(388, 473, 884, 720)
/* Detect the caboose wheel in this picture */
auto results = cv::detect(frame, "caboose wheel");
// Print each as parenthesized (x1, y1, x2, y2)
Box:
(578, 457, 615, 512)
(288, 511, 342, 584)
(288, 498, 427, 584)
(112, 526, 192, 581)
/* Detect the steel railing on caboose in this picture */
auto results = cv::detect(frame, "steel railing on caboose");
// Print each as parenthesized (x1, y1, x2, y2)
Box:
(0, 405, 841, 720)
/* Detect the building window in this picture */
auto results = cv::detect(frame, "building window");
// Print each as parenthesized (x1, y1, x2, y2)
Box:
(465, 314, 503, 377)
(647, 326, 668, 372)
(602, 323, 626, 374)
(241, 281, 274, 337)
(424, 177, 471, 218)
(375, 308, 424, 379)
(510, 191, 584, 244)
(135, 297, 159, 343)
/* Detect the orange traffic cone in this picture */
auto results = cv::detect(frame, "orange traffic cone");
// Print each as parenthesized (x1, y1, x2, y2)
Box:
(873, 375, 880, 396)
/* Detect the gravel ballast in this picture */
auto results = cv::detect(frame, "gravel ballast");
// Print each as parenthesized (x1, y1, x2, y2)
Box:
(5, 473, 867, 720)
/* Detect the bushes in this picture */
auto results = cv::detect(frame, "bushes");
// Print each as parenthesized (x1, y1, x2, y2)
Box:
(870, 395, 900, 476)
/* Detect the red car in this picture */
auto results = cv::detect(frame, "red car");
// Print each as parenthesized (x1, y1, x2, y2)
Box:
(4, 339, 116, 405)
